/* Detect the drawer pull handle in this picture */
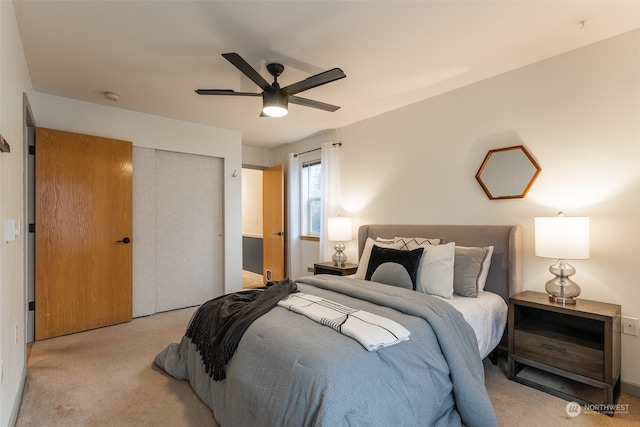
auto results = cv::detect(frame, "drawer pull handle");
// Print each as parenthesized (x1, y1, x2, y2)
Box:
(541, 343, 567, 353)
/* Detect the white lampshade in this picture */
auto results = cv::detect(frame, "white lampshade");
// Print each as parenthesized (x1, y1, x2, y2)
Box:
(327, 217, 352, 242)
(534, 216, 590, 260)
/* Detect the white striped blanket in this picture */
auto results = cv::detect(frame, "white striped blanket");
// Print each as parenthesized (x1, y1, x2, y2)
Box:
(277, 292, 410, 351)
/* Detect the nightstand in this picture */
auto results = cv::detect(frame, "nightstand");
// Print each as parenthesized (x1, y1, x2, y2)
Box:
(313, 262, 358, 276)
(508, 291, 621, 412)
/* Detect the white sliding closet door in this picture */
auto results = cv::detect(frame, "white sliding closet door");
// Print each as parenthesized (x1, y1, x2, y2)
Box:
(155, 150, 224, 312)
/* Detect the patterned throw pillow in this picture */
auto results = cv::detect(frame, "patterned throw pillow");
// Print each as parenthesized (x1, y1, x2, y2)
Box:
(393, 237, 441, 250)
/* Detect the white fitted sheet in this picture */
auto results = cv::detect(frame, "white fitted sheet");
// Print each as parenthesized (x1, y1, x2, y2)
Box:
(441, 291, 508, 359)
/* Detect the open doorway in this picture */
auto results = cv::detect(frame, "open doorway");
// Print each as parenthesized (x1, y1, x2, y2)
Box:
(242, 164, 285, 288)
(241, 167, 264, 288)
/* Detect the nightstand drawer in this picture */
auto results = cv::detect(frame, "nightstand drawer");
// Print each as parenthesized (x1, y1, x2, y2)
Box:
(514, 329, 603, 381)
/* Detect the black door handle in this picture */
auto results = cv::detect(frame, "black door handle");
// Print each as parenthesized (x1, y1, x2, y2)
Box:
(117, 237, 131, 244)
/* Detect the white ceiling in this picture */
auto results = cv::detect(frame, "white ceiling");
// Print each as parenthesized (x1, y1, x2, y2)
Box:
(13, 1, 640, 148)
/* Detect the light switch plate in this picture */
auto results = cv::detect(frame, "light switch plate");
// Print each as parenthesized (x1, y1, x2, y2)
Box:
(5, 219, 16, 242)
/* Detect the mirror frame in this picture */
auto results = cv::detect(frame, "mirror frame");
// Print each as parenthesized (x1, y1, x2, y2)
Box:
(475, 145, 541, 200)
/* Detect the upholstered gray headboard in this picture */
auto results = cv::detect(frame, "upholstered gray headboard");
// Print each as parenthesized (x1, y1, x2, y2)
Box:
(358, 224, 522, 303)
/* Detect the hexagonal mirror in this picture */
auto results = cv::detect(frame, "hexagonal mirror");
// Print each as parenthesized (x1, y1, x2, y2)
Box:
(475, 145, 541, 200)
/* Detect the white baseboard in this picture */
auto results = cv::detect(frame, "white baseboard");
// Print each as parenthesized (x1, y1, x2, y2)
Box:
(622, 380, 640, 398)
(8, 366, 27, 427)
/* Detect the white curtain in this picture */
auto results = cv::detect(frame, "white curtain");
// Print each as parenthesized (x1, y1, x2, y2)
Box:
(286, 153, 302, 279)
(320, 142, 342, 262)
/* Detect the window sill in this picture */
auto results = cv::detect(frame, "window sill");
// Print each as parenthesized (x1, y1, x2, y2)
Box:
(300, 235, 320, 242)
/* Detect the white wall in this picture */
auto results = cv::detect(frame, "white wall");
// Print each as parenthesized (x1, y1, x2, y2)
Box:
(242, 145, 273, 169)
(276, 30, 640, 390)
(0, 2, 33, 425)
(30, 92, 244, 299)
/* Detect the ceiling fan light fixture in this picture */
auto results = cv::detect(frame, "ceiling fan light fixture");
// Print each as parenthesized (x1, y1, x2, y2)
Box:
(196, 53, 344, 115)
(262, 90, 288, 117)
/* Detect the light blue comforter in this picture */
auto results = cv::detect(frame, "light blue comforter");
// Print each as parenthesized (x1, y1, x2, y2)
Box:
(155, 275, 498, 427)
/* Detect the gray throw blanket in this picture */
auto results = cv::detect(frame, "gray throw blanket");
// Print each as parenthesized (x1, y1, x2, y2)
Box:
(185, 278, 297, 380)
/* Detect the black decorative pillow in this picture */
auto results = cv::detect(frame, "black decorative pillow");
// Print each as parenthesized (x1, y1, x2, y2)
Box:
(365, 246, 424, 290)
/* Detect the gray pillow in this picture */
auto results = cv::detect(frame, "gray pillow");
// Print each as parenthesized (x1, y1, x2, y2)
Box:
(453, 246, 491, 297)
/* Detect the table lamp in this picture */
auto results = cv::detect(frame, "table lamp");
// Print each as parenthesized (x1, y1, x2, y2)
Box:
(327, 216, 352, 266)
(534, 213, 590, 304)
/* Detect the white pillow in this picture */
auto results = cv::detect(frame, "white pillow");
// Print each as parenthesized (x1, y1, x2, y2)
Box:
(355, 238, 403, 279)
(478, 245, 493, 290)
(416, 242, 455, 299)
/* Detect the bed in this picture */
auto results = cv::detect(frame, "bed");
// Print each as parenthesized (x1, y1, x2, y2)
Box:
(156, 224, 522, 427)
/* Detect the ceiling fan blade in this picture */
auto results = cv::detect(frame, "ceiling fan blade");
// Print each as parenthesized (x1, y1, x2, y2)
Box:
(282, 68, 346, 96)
(195, 89, 261, 96)
(289, 96, 340, 112)
(222, 53, 272, 92)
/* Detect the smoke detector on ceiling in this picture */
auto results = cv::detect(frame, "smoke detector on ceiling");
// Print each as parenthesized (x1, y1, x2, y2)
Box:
(104, 91, 120, 101)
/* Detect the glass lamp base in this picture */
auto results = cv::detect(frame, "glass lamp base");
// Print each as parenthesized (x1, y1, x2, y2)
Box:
(545, 259, 580, 304)
(547, 293, 579, 304)
(332, 242, 347, 266)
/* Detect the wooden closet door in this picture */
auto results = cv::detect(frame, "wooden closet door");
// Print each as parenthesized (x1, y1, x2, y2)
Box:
(35, 128, 133, 340)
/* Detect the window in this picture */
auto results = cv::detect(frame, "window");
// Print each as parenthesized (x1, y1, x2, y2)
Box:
(301, 160, 321, 236)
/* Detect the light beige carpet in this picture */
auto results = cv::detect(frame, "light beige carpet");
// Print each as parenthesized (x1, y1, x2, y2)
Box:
(16, 307, 640, 426)
(16, 307, 217, 427)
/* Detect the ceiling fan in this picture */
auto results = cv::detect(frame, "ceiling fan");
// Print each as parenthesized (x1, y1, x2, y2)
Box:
(195, 53, 346, 117)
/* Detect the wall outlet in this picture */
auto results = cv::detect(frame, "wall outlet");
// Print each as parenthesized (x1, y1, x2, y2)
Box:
(622, 316, 639, 336)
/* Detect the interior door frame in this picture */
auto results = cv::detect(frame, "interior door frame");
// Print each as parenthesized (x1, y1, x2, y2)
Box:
(241, 165, 265, 277)
(23, 93, 36, 343)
